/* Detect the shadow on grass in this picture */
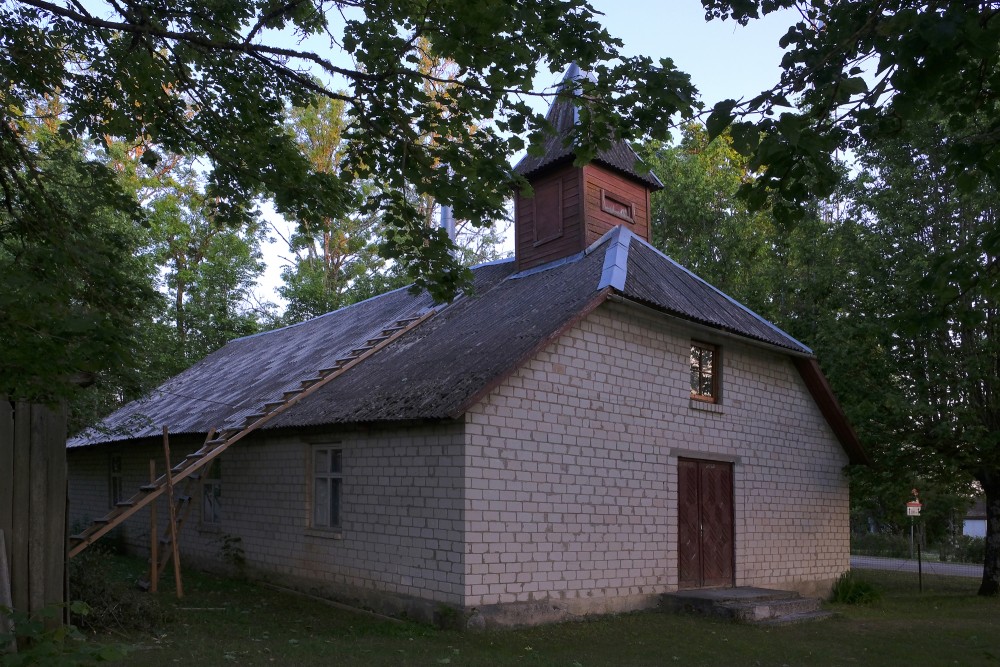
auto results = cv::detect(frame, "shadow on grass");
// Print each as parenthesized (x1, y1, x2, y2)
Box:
(84, 555, 1000, 667)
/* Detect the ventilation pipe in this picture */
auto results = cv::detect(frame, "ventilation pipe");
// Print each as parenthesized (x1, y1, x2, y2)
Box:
(440, 203, 456, 242)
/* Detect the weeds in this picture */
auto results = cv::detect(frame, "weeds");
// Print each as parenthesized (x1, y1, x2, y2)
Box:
(68, 547, 170, 633)
(0, 602, 126, 665)
(830, 571, 881, 605)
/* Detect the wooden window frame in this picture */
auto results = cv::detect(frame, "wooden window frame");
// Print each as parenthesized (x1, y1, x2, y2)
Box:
(600, 188, 635, 224)
(690, 341, 720, 404)
(310, 445, 343, 531)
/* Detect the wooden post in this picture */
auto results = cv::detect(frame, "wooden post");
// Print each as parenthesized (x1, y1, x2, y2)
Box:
(161, 427, 183, 599)
(0, 530, 15, 655)
(148, 460, 158, 594)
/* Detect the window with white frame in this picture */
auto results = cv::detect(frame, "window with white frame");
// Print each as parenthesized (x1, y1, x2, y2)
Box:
(312, 446, 342, 529)
(202, 458, 222, 525)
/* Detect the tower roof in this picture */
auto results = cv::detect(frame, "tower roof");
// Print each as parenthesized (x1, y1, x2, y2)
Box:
(514, 64, 663, 191)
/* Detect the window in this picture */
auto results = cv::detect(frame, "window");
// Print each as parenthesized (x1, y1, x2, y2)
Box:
(108, 454, 123, 508)
(532, 179, 564, 245)
(312, 447, 342, 529)
(690, 342, 719, 403)
(600, 188, 635, 223)
(202, 459, 222, 525)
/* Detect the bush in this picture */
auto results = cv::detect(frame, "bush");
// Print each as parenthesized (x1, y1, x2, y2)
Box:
(0, 602, 126, 665)
(952, 536, 986, 564)
(851, 532, 911, 558)
(67, 548, 170, 633)
(830, 571, 881, 605)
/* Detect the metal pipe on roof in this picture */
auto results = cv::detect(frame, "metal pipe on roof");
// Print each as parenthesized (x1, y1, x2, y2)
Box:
(440, 204, 455, 242)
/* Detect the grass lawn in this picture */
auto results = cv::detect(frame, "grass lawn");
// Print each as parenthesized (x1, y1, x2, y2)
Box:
(80, 557, 1000, 667)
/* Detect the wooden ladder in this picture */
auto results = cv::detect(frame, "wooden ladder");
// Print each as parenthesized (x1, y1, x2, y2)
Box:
(68, 309, 436, 559)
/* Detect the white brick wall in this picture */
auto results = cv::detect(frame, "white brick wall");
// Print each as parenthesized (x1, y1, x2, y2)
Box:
(68, 422, 467, 611)
(463, 301, 849, 616)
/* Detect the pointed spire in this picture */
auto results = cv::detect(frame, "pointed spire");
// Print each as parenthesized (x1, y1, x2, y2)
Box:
(514, 63, 662, 191)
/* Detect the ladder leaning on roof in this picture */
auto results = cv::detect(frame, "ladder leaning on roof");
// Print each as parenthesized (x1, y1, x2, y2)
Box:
(68, 308, 438, 560)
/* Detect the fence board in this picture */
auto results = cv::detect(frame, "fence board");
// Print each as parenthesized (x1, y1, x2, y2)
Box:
(10, 403, 30, 617)
(44, 403, 67, 619)
(0, 399, 13, 567)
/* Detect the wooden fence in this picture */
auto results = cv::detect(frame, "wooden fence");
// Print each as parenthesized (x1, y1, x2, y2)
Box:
(0, 398, 67, 633)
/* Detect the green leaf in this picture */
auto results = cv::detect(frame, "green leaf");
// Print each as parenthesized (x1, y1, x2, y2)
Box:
(706, 99, 738, 140)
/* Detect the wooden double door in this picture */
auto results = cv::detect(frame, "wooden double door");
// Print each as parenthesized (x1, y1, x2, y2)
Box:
(678, 458, 734, 589)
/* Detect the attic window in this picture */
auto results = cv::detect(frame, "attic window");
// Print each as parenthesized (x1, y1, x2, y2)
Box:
(690, 342, 719, 403)
(600, 189, 635, 223)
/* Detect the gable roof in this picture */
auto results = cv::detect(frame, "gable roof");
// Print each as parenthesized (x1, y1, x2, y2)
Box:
(513, 64, 663, 191)
(69, 226, 866, 464)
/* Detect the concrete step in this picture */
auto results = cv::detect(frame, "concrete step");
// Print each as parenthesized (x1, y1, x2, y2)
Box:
(661, 587, 831, 625)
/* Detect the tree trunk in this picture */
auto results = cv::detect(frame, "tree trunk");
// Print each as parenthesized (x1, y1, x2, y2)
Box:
(978, 471, 1000, 596)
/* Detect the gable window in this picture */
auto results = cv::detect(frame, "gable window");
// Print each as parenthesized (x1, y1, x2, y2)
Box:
(202, 459, 222, 525)
(312, 446, 343, 529)
(108, 454, 123, 508)
(690, 342, 719, 403)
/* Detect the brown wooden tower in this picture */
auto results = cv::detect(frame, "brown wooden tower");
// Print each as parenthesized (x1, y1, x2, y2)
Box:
(513, 63, 663, 272)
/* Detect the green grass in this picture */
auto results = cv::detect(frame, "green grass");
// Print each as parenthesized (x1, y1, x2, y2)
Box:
(81, 557, 1000, 667)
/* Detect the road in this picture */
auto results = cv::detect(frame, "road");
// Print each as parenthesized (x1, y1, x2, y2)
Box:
(851, 555, 981, 579)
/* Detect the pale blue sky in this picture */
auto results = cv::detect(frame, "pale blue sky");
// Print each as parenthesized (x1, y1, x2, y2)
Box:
(587, 1, 793, 109)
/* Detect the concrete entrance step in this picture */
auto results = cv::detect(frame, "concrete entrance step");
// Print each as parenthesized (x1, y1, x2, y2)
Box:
(661, 587, 834, 625)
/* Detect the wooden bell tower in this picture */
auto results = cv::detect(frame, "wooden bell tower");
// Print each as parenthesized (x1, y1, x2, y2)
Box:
(513, 64, 663, 272)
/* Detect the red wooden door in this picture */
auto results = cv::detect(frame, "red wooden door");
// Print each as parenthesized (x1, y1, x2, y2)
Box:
(678, 458, 734, 589)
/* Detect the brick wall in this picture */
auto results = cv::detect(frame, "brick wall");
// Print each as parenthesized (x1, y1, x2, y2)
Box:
(68, 422, 466, 615)
(463, 301, 849, 623)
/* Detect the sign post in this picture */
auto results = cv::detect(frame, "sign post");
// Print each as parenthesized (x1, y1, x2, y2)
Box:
(907, 489, 923, 591)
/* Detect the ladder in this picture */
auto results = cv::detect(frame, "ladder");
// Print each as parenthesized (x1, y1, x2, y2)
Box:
(68, 308, 436, 559)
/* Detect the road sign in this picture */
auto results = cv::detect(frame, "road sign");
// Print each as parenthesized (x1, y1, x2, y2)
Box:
(906, 501, 922, 517)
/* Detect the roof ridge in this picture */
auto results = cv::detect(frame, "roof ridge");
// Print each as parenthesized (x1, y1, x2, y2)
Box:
(629, 234, 813, 354)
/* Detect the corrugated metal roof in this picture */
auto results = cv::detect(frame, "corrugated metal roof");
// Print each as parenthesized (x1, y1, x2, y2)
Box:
(71, 226, 816, 448)
(513, 64, 663, 191)
(623, 238, 811, 354)
(68, 264, 508, 446)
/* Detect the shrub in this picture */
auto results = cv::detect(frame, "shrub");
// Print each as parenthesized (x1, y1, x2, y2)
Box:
(67, 548, 170, 633)
(830, 571, 881, 605)
(953, 536, 986, 564)
(851, 532, 911, 558)
(0, 601, 126, 665)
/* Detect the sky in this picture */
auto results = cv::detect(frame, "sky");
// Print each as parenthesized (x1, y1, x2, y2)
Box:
(257, 3, 799, 305)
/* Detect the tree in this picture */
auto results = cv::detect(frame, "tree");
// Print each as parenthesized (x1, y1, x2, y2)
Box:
(1, 0, 697, 398)
(843, 116, 1000, 595)
(643, 123, 852, 345)
(701, 2, 1000, 221)
(277, 95, 392, 322)
(277, 42, 511, 323)
(0, 113, 159, 404)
